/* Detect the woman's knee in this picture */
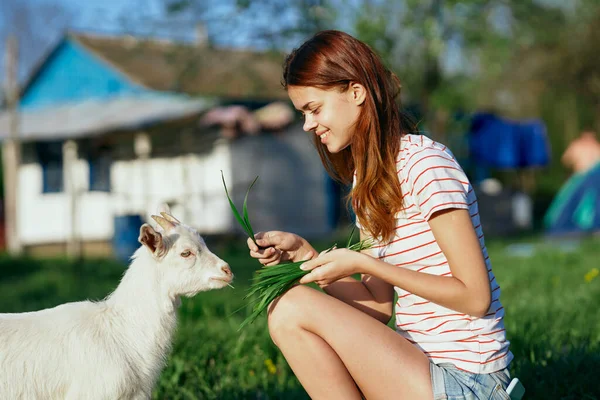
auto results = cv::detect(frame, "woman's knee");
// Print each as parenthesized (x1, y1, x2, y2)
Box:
(267, 285, 314, 345)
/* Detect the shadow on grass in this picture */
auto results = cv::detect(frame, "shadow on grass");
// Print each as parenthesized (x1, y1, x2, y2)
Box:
(511, 338, 600, 400)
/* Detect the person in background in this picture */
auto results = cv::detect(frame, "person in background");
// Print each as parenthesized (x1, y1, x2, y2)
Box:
(544, 129, 600, 235)
(561, 130, 600, 174)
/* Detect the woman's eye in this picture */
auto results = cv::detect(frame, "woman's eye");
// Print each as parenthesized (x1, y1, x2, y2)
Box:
(181, 250, 192, 258)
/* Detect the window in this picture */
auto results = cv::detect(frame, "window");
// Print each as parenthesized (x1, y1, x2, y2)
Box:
(89, 145, 112, 192)
(36, 141, 64, 193)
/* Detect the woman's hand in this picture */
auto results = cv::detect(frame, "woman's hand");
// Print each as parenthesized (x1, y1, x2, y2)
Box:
(247, 231, 316, 266)
(298, 248, 371, 286)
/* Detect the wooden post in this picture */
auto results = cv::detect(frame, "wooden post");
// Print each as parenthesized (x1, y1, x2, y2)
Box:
(180, 128, 194, 223)
(134, 132, 151, 217)
(2, 35, 22, 255)
(63, 140, 80, 258)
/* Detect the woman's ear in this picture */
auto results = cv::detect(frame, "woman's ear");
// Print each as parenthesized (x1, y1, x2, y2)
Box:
(349, 82, 367, 106)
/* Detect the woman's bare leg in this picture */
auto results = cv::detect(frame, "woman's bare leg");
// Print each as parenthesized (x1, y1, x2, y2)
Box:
(269, 315, 363, 399)
(268, 285, 433, 400)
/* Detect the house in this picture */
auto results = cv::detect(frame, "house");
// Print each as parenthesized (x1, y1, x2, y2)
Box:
(0, 32, 341, 259)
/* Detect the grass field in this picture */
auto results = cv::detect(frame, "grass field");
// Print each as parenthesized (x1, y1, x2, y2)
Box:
(0, 235, 599, 399)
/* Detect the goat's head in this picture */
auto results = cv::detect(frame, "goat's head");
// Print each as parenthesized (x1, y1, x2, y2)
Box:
(137, 206, 233, 298)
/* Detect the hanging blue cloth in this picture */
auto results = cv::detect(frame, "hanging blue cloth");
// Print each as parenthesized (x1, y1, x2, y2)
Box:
(468, 113, 550, 170)
(516, 119, 551, 167)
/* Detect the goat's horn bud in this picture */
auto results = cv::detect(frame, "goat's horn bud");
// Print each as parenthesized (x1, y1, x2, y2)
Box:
(160, 212, 180, 224)
(151, 215, 176, 232)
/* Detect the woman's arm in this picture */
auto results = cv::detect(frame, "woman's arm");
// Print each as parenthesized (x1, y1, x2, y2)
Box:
(319, 229, 394, 323)
(300, 208, 492, 318)
(363, 208, 491, 317)
(247, 230, 394, 323)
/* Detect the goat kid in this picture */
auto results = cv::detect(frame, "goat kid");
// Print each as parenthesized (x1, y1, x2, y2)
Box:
(0, 209, 233, 400)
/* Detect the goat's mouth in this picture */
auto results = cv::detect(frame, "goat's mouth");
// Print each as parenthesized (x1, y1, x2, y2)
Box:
(210, 276, 234, 284)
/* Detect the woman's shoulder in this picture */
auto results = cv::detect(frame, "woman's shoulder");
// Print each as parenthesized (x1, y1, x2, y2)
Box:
(398, 134, 457, 171)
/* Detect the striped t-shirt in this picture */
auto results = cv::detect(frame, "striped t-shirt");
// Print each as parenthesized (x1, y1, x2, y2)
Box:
(357, 134, 512, 374)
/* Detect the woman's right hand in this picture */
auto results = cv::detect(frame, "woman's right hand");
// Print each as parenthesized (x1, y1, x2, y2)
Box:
(247, 231, 316, 266)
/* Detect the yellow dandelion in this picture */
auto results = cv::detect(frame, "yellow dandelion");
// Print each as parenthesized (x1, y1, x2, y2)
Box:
(584, 268, 599, 283)
(264, 358, 277, 375)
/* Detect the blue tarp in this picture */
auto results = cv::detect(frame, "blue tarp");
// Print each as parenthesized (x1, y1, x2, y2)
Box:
(544, 162, 600, 236)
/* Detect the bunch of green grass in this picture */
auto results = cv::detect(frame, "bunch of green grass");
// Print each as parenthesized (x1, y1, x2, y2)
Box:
(221, 172, 373, 330)
(239, 237, 373, 329)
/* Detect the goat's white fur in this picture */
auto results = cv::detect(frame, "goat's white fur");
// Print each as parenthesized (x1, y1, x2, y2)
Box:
(0, 207, 233, 400)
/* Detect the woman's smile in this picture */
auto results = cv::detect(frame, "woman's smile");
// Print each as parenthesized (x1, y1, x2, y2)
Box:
(317, 129, 330, 143)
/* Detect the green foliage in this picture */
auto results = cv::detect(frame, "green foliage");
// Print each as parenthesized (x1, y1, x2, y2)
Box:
(164, 0, 192, 14)
(1, 236, 599, 398)
(354, 12, 395, 66)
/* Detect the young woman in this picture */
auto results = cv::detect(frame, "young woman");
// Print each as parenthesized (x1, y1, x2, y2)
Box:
(247, 30, 513, 400)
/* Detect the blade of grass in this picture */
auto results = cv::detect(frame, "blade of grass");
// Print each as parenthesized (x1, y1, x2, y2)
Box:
(346, 225, 356, 248)
(242, 176, 260, 241)
(221, 170, 258, 246)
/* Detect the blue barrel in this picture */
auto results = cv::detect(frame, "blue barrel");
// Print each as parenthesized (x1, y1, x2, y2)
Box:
(113, 215, 144, 263)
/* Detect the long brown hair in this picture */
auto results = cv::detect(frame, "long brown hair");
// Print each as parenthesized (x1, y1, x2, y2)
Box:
(282, 30, 416, 242)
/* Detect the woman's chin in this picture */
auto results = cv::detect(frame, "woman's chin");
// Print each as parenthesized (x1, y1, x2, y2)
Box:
(326, 142, 349, 154)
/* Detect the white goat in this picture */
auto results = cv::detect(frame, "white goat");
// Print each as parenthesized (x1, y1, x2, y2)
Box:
(0, 208, 233, 400)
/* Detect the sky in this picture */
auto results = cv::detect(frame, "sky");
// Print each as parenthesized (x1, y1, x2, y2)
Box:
(0, 0, 276, 82)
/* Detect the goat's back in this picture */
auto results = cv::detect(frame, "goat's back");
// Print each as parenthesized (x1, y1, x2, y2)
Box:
(0, 301, 145, 399)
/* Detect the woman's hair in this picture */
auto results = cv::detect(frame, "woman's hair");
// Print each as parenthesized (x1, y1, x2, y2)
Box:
(282, 30, 416, 242)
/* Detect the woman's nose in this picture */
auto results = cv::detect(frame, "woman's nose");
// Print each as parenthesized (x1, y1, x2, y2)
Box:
(303, 115, 317, 132)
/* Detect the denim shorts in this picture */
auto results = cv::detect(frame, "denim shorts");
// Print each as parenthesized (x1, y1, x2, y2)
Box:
(430, 362, 512, 400)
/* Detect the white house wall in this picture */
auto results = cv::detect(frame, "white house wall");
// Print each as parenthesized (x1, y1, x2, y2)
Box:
(17, 138, 233, 246)
(112, 138, 233, 233)
(18, 157, 113, 244)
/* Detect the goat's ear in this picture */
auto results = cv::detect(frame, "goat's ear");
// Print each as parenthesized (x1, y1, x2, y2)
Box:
(157, 203, 180, 225)
(139, 223, 164, 256)
(157, 203, 171, 215)
(151, 215, 176, 233)
(160, 212, 180, 225)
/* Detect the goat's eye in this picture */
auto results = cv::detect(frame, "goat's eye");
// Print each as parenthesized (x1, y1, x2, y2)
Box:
(180, 250, 192, 258)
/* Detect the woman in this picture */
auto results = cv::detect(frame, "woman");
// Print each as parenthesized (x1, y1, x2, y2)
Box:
(248, 30, 513, 400)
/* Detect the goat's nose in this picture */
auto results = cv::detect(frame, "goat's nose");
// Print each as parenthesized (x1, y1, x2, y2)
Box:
(221, 265, 232, 277)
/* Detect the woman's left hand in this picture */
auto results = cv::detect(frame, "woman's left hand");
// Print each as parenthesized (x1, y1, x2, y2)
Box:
(298, 248, 370, 286)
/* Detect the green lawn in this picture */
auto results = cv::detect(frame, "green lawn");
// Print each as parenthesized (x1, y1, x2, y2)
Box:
(0, 235, 599, 399)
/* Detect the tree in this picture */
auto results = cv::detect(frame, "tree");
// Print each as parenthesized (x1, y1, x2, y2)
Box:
(160, 0, 335, 50)
(0, 0, 75, 85)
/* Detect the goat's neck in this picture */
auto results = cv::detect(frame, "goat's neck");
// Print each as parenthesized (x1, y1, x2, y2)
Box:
(105, 253, 178, 367)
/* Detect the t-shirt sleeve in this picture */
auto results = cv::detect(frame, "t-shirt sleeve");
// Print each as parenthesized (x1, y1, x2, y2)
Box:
(403, 147, 471, 221)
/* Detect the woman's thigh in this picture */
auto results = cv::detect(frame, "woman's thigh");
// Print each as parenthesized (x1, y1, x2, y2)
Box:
(268, 285, 433, 400)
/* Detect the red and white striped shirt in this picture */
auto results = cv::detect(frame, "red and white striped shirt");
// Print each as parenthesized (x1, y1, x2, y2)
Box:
(357, 134, 512, 374)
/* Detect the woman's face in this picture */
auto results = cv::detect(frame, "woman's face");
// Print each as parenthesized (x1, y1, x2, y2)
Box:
(287, 84, 366, 153)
